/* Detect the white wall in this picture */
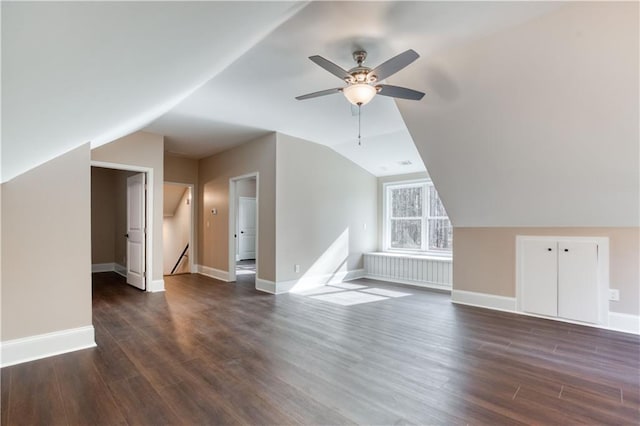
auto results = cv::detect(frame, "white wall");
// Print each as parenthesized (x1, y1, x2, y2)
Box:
(275, 133, 378, 289)
(394, 2, 639, 227)
(163, 187, 191, 275)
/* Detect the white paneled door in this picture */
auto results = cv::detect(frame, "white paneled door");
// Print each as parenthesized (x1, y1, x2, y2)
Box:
(521, 239, 558, 317)
(126, 173, 146, 290)
(558, 241, 599, 324)
(238, 197, 256, 260)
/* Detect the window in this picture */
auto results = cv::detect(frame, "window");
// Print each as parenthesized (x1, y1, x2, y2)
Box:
(384, 180, 452, 254)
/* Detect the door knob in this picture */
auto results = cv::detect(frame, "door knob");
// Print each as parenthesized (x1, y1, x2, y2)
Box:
(124, 233, 129, 238)
(240, 231, 244, 234)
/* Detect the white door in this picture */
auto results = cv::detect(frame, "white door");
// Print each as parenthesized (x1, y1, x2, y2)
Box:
(238, 197, 256, 260)
(521, 239, 558, 317)
(558, 241, 599, 324)
(126, 173, 146, 290)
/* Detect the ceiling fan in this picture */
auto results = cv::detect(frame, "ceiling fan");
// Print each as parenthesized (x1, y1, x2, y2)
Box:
(295, 49, 425, 106)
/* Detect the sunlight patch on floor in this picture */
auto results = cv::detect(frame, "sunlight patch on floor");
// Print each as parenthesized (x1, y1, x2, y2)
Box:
(300, 283, 412, 306)
(310, 291, 388, 306)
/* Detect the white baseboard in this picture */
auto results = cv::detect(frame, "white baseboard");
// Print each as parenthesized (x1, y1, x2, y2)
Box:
(147, 279, 165, 293)
(256, 278, 278, 294)
(451, 290, 639, 335)
(195, 264, 231, 282)
(283, 269, 366, 294)
(114, 263, 127, 278)
(451, 289, 517, 312)
(364, 274, 452, 293)
(92, 262, 115, 273)
(255, 269, 367, 295)
(608, 312, 640, 334)
(1, 325, 96, 367)
(92, 262, 127, 278)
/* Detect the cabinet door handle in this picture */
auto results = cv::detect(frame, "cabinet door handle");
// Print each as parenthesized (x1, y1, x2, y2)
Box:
(564, 248, 569, 252)
(548, 248, 552, 251)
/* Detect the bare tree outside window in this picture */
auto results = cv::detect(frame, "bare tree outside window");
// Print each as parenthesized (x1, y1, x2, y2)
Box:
(428, 185, 452, 251)
(385, 181, 452, 254)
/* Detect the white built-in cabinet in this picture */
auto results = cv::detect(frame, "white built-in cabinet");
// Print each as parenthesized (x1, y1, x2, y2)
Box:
(517, 236, 609, 325)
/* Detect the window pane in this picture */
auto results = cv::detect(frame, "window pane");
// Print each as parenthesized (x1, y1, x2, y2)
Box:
(390, 219, 422, 249)
(428, 219, 452, 250)
(428, 185, 447, 217)
(391, 186, 422, 217)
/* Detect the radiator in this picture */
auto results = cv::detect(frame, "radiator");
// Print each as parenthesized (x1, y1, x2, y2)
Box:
(364, 253, 452, 290)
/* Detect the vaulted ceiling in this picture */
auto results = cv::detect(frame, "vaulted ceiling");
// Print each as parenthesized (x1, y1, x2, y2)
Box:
(3, 2, 638, 226)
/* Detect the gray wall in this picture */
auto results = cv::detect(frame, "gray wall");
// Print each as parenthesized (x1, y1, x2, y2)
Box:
(275, 133, 378, 283)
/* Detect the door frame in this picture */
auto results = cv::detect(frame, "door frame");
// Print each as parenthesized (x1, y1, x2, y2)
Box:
(91, 161, 154, 292)
(228, 172, 259, 283)
(164, 181, 196, 274)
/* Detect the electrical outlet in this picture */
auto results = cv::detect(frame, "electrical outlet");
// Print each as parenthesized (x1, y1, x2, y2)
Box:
(609, 289, 620, 301)
(294, 264, 300, 273)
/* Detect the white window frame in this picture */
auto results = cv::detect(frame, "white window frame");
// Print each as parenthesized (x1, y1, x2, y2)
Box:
(383, 179, 452, 257)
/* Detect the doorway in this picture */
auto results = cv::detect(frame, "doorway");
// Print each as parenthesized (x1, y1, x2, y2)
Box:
(228, 173, 258, 283)
(90, 165, 151, 291)
(163, 183, 194, 276)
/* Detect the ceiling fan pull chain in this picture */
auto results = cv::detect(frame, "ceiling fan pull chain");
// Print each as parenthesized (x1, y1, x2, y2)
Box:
(358, 104, 362, 146)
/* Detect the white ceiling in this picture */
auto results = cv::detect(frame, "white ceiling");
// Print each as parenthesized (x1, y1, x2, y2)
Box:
(164, 184, 188, 217)
(145, 1, 559, 177)
(4, 2, 636, 227)
(1, 1, 303, 182)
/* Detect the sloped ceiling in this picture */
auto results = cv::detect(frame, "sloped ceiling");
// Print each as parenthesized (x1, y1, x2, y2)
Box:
(146, 1, 559, 177)
(3, 2, 637, 228)
(392, 2, 639, 227)
(164, 185, 188, 217)
(1, 1, 304, 182)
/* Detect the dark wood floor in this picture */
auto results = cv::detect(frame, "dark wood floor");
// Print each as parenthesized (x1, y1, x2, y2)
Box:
(2, 272, 639, 425)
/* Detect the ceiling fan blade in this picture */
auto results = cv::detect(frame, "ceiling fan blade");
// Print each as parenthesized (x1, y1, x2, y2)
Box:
(309, 55, 351, 80)
(377, 84, 425, 101)
(370, 49, 420, 81)
(295, 88, 342, 100)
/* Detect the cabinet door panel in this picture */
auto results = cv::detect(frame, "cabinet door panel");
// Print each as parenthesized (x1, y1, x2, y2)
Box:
(558, 241, 599, 324)
(521, 240, 558, 317)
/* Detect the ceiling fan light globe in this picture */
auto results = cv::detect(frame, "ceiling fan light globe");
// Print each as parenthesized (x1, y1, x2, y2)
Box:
(343, 83, 377, 106)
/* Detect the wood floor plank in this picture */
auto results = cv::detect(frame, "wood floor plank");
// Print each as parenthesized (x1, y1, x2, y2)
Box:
(107, 375, 182, 425)
(4, 359, 67, 426)
(1, 271, 638, 425)
(53, 350, 127, 426)
(1, 368, 10, 426)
